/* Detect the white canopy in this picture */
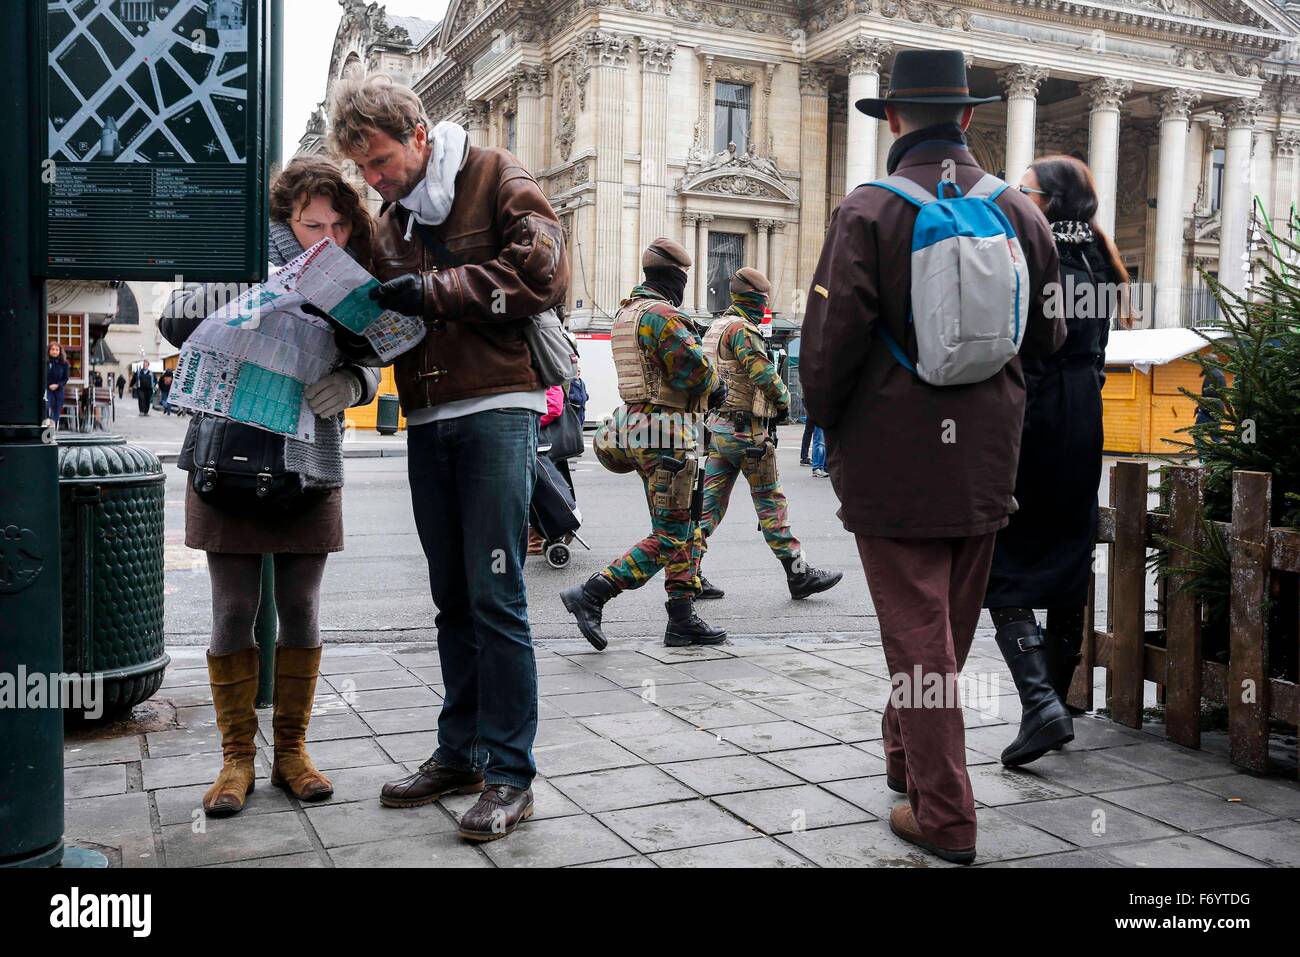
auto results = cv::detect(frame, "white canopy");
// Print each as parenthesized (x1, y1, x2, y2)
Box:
(1104, 328, 1224, 374)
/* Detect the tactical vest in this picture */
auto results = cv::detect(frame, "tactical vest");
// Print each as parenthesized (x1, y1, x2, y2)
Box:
(701, 315, 780, 418)
(611, 297, 698, 411)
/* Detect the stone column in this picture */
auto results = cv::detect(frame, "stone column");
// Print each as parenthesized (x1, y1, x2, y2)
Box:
(875, 71, 893, 177)
(1084, 78, 1132, 237)
(585, 31, 632, 313)
(828, 92, 847, 205)
(510, 65, 547, 174)
(1218, 98, 1262, 300)
(754, 219, 772, 278)
(464, 100, 489, 149)
(843, 37, 890, 192)
(769, 221, 787, 313)
(695, 214, 713, 316)
(999, 65, 1048, 187)
(638, 39, 675, 257)
(1152, 90, 1201, 328)
(681, 212, 699, 313)
(798, 66, 831, 302)
(1273, 131, 1300, 234)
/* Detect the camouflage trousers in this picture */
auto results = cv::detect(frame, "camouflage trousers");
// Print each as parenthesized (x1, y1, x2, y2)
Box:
(700, 431, 800, 560)
(598, 444, 703, 598)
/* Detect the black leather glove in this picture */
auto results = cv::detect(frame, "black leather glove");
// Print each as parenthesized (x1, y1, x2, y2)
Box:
(773, 406, 791, 426)
(707, 380, 728, 411)
(302, 303, 382, 364)
(370, 273, 424, 317)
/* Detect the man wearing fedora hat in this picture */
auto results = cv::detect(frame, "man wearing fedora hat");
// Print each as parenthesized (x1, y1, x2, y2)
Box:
(801, 48, 1064, 864)
(561, 238, 729, 650)
(696, 266, 843, 601)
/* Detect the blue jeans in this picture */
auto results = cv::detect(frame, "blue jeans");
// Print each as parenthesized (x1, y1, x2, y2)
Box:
(811, 427, 826, 471)
(407, 408, 539, 789)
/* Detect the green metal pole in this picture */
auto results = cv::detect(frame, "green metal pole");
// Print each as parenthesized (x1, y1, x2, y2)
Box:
(255, 0, 285, 709)
(0, 0, 65, 868)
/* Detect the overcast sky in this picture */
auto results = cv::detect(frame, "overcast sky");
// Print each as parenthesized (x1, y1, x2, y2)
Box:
(281, 0, 450, 162)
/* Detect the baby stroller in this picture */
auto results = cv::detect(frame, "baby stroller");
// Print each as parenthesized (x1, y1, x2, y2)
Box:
(530, 447, 589, 569)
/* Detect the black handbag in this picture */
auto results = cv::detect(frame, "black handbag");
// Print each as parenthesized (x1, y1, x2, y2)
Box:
(541, 401, 584, 461)
(178, 414, 305, 508)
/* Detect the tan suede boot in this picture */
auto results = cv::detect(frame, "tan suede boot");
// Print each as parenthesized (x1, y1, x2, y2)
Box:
(270, 645, 334, 801)
(202, 647, 260, 817)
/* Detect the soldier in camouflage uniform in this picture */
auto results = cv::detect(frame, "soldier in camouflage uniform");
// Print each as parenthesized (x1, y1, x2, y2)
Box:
(697, 268, 843, 601)
(560, 238, 728, 650)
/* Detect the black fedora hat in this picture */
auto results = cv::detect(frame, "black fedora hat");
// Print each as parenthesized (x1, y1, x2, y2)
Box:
(854, 49, 1001, 119)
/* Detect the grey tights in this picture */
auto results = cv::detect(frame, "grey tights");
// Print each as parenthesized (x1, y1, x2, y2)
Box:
(207, 553, 329, 655)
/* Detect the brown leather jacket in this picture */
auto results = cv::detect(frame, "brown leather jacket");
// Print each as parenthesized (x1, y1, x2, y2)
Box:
(371, 145, 570, 412)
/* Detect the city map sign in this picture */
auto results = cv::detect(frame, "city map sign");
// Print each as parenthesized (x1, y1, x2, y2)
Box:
(37, 0, 267, 281)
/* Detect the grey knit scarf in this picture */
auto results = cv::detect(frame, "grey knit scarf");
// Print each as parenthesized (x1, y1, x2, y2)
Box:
(270, 221, 346, 490)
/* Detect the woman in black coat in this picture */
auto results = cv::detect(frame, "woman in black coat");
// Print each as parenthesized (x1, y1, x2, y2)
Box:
(46, 342, 70, 425)
(984, 154, 1128, 767)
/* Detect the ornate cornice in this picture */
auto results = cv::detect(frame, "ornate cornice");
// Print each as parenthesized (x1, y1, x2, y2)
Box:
(639, 37, 676, 74)
(1084, 77, 1133, 112)
(1171, 46, 1266, 78)
(999, 64, 1048, 99)
(1222, 96, 1265, 128)
(1155, 88, 1201, 120)
(878, 0, 971, 29)
(800, 66, 832, 97)
(842, 35, 891, 77)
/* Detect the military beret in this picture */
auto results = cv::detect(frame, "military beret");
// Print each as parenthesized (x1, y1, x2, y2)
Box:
(730, 266, 771, 295)
(643, 237, 692, 271)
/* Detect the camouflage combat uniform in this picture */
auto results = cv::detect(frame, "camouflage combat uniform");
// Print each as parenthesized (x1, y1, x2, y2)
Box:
(699, 293, 799, 560)
(594, 284, 719, 597)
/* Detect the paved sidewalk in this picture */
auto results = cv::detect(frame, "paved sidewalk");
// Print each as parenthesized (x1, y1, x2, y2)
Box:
(62, 635, 1300, 868)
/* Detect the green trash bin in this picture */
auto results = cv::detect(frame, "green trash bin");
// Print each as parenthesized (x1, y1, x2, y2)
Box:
(57, 435, 169, 721)
(376, 393, 400, 436)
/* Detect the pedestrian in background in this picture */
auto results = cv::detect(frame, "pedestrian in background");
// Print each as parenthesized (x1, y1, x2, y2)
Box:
(799, 418, 816, 466)
(801, 49, 1064, 865)
(132, 360, 154, 416)
(46, 341, 69, 426)
(810, 424, 827, 478)
(161, 155, 382, 818)
(116, 372, 125, 400)
(982, 154, 1127, 766)
(159, 369, 174, 415)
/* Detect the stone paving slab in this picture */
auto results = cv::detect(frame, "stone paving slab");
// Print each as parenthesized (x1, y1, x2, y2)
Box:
(60, 636, 1300, 868)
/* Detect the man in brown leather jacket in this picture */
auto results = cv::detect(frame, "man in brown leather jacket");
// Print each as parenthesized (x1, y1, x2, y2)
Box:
(328, 74, 569, 842)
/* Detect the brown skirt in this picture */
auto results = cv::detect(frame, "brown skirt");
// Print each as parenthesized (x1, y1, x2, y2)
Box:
(185, 484, 344, 554)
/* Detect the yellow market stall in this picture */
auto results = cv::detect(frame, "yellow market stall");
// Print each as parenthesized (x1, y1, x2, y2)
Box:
(1101, 328, 1224, 455)
(345, 365, 406, 433)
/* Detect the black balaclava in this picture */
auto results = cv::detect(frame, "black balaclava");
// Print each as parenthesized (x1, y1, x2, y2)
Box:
(642, 265, 688, 308)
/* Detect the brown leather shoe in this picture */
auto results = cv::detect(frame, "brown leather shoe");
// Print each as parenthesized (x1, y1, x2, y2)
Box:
(888, 805, 975, 865)
(380, 759, 485, 808)
(458, 784, 534, 842)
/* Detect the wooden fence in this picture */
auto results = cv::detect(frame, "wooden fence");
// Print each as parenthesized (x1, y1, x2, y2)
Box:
(1076, 461, 1299, 772)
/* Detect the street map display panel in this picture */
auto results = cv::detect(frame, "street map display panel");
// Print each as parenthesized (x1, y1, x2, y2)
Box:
(41, 0, 264, 279)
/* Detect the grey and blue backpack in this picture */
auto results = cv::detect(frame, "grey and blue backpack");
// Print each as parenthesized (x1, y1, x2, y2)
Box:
(867, 173, 1030, 386)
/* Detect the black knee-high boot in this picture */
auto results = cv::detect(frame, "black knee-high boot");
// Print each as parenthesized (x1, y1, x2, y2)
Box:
(995, 619, 1074, 766)
(1045, 608, 1087, 715)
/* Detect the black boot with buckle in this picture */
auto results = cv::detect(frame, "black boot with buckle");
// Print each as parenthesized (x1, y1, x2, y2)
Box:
(697, 575, 724, 600)
(995, 620, 1074, 766)
(664, 597, 727, 647)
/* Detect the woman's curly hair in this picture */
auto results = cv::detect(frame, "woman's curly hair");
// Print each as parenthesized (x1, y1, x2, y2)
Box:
(269, 155, 374, 263)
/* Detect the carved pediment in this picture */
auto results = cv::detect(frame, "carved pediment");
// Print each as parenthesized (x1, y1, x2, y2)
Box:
(680, 148, 796, 202)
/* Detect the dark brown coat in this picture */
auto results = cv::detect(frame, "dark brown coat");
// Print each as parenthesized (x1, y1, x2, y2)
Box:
(800, 142, 1065, 538)
(371, 145, 570, 413)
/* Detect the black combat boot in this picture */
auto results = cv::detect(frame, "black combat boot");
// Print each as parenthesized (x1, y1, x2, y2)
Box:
(995, 620, 1074, 767)
(779, 555, 843, 600)
(664, 597, 728, 647)
(560, 575, 618, 651)
(697, 575, 725, 600)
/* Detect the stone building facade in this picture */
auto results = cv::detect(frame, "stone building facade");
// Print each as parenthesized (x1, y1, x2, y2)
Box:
(303, 0, 1300, 330)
